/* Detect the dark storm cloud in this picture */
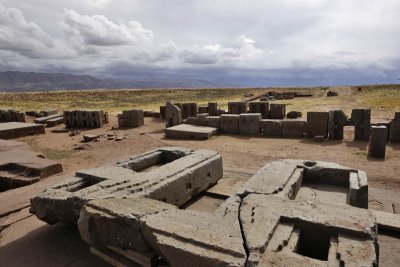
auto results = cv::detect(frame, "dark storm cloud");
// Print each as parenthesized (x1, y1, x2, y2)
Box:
(0, 0, 399, 85)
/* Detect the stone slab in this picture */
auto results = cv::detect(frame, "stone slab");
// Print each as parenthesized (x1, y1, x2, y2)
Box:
(30, 147, 223, 224)
(34, 114, 62, 124)
(164, 124, 217, 140)
(0, 140, 63, 191)
(0, 122, 45, 139)
(78, 198, 176, 252)
(241, 194, 377, 266)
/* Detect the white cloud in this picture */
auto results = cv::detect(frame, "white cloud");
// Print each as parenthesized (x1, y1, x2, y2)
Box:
(182, 35, 263, 65)
(87, 0, 112, 9)
(0, 3, 55, 58)
(62, 9, 154, 48)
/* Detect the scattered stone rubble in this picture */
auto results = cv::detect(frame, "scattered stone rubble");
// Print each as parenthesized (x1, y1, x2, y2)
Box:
(31, 148, 381, 266)
(0, 139, 62, 191)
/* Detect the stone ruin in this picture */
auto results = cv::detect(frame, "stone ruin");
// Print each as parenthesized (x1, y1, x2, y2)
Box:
(34, 114, 64, 127)
(30, 147, 385, 266)
(30, 147, 222, 224)
(63, 110, 109, 128)
(0, 122, 45, 139)
(181, 106, 399, 144)
(0, 140, 63, 191)
(228, 102, 248, 114)
(390, 112, 400, 142)
(26, 109, 58, 118)
(0, 109, 26, 123)
(118, 110, 144, 128)
(165, 102, 182, 128)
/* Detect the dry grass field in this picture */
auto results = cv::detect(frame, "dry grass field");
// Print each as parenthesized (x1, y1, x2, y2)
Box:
(0, 85, 399, 115)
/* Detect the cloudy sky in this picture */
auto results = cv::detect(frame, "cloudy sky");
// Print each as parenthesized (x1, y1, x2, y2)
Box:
(0, 0, 399, 86)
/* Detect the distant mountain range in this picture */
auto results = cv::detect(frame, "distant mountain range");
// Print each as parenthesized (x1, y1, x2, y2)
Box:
(0, 71, 226, 92)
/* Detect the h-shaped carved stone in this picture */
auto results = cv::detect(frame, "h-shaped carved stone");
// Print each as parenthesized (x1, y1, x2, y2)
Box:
(75, 159, 377, 266)
(30, 147, 223, 224)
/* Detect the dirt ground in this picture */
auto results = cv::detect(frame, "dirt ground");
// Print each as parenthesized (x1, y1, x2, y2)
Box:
(0, 95, 400, 266)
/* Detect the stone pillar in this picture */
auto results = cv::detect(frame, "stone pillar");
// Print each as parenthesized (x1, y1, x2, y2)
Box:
(368, 126, 387, 158)
(166, 102, 182, 128)
(351, 109, 371, 141)
(390, 112, 400, 142)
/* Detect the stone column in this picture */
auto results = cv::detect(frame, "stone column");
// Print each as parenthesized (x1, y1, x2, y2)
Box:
(368, 126, 387, 158)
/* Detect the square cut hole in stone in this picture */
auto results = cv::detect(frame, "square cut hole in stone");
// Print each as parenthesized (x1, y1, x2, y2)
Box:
(125, 149, 189, 173)
(291, 167, 351, 205)
(295, 225, 331, 261)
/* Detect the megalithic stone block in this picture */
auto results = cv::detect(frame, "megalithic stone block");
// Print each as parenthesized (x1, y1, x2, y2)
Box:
(239, 113, 261, 135)
(306, 112, 329, 138)
(30, 147, 223, 224)
(368, 126, 387, 158)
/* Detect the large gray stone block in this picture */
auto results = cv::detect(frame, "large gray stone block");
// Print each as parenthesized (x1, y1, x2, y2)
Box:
(260, 119, 282, 137)
(220, 114, 239, 134)
(239, 113, 261, 135)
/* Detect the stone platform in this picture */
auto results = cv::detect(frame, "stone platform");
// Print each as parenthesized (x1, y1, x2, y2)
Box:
(31, 154, 382, 266)
(0, 122, 45, 139)
(164, 124, 217, 140)
(0, 140, 63, 191)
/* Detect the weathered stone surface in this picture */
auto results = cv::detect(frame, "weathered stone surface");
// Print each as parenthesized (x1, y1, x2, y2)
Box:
(368, 126, 387, 158)
(239, 159, 368, 208)
(64, 110, 107, 128)
(238, 113, 261, 135)
(220, 114, 239, 134)
(205, 116, 220, 129)
(228, 102, 247, 114)
(159, 106, 166, 119)
(328, 110, 335, 140)
(249, 102, 269, 119)
(30, 147, 223, 224)
(390, 112, 400, 142)
(0, 140, 63, 191)
(34, 114, 63, 124)
(78, 198, 176, 252)
(83, 134, 100, 142)
(260, 119, 282, 137)
(166, 102, 182, 128)
(241, 194, 377, 266)
(333, 109, 349, 140)
(286, 111, 302, 119)
(181, 103, 198, 119)
(164, 124, 217, 140)
(0, 122, 45, 139)
(351, 109, 371, 141)
(0, 109, 26, 123)
(118, 110, 144, 128)
(306, 112, 329, 138)
(141, 195, 246, 267)
(281, 119, 306, 138)
(270, 104, 286, 119)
